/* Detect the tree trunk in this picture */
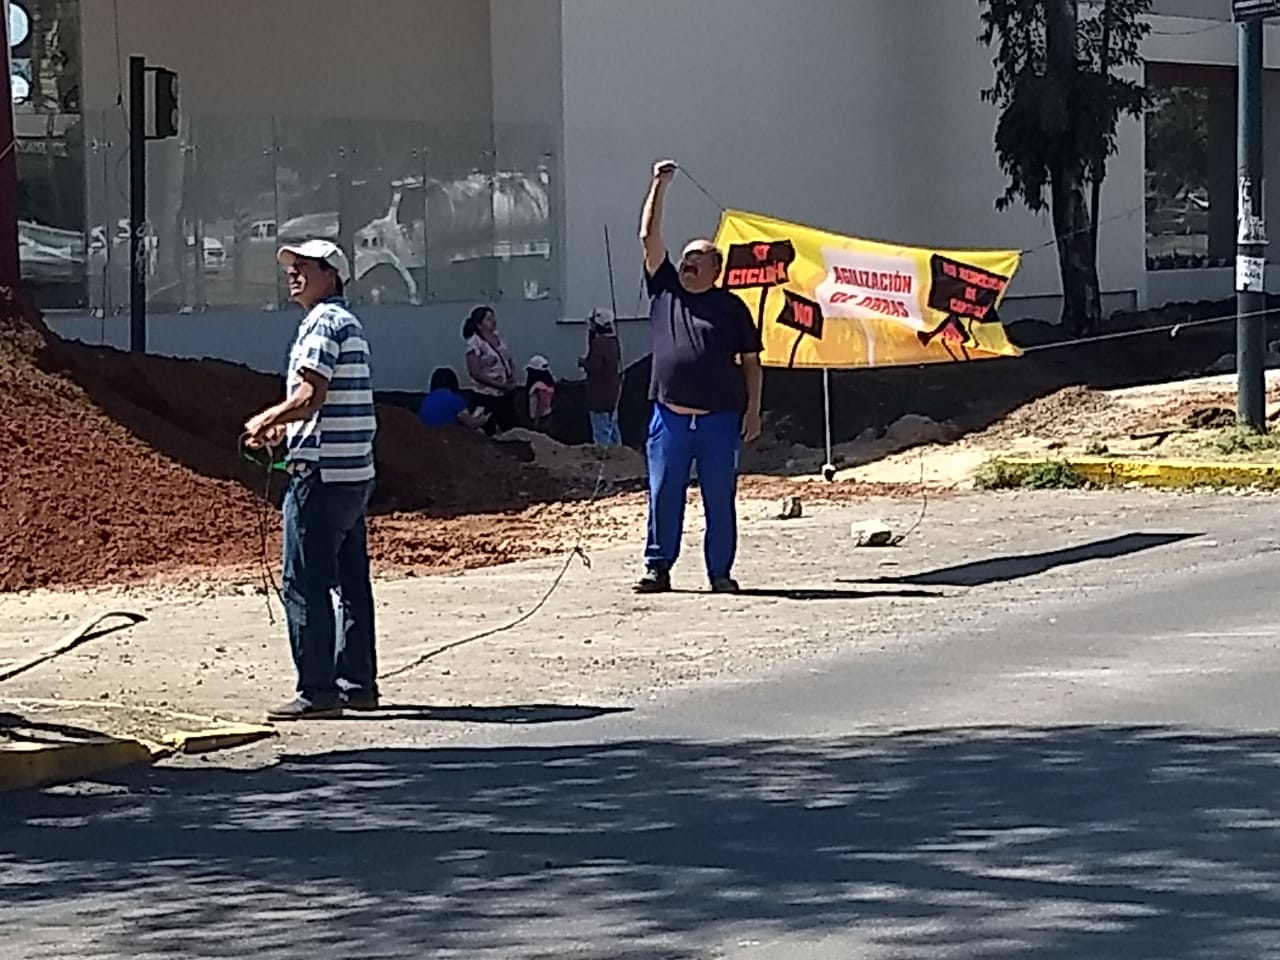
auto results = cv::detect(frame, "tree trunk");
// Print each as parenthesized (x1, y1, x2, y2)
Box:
(1046, 0, 1101, 339)
(1051, 162, 1102, 338)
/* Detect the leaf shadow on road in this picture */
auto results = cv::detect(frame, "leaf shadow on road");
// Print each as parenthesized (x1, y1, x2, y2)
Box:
(858, 532, 1201, 587)
(3, 725, 1279, 959)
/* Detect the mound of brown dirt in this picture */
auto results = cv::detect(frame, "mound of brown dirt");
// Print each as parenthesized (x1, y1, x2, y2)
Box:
(975, 387, 1120, 443)
(0, 295, 267, 592)
(0, 293, 575, 592)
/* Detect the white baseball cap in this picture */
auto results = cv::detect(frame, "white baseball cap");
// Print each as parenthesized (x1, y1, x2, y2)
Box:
(588, 307, 616, 330)
(527, 354, 551, 371)
(277, 239, 352, 284)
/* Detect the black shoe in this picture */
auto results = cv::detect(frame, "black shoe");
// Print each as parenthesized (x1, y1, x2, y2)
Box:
(266, 696, 343, 721)
(633, 568, 672, 594)
(341, 689, 381, 711)
(710, 577, 741, 594)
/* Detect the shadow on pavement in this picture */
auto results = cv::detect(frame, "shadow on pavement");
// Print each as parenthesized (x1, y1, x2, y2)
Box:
(663, 587, 943, 601)
(4, 724, 1280, 959)
(860, 532, 1200, 587)
(735, 586, 943, 601)
(343, 704, 633, 725)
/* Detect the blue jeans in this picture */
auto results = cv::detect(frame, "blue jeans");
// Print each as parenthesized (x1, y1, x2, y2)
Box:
(589, 410, 621, 446)
(644, 405, 741, 580)
(281, 472, 377, 706)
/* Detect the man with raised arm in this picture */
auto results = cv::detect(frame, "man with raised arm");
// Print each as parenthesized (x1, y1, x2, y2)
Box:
(636, 159, 764, 595)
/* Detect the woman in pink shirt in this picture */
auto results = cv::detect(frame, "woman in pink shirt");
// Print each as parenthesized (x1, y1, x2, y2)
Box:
(462, 305, 517, 436)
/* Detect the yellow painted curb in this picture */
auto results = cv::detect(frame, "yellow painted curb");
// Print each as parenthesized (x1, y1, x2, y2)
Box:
(161, 723, 277, 756)
(0, 736, 164, 792)
(991, 456, 1280, 489)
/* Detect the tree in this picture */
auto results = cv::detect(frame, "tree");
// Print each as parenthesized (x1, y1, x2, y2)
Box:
(978, 0, 1151, 337)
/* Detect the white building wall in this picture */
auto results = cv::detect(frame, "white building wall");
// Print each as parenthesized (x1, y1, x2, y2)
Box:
(51, 0, 1280, 387)
(79, 0, 495, 120)
(558, 0, 1280, 327)
(559, 0, 1147, 325)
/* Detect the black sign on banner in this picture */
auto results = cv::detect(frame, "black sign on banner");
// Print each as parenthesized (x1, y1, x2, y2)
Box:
(778, 290, 826, 369)
(926, 255, 1008, 322)
(1234, 0, 1280, 20)
(722, 240, 796, 290)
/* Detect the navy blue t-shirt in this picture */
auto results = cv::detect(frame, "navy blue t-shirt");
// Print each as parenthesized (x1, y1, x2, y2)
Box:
(646, 256, 763, 413)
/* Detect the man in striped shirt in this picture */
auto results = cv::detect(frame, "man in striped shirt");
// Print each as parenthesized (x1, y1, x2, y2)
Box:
(244, 239, 379, 721)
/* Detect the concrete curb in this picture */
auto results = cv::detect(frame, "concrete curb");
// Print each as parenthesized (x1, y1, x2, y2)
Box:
(0, 736, 164, 792)
(161, 723, 277, 756)
(1, 720, 277, 792)
(990, 456, 1280, 490)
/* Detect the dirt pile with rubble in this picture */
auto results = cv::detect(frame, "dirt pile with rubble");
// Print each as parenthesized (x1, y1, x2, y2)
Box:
(0, 294, 575, 592)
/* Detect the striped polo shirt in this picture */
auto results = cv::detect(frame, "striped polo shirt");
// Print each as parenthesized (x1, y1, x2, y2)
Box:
(284, 296, 377, 484)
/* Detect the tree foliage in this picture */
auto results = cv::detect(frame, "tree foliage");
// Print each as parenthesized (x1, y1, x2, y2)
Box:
(977, 0, 1152, 337)
(979, 0, 1152, 214)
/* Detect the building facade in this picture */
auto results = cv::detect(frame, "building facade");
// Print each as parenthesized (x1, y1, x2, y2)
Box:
(9, 0, 1280, 388)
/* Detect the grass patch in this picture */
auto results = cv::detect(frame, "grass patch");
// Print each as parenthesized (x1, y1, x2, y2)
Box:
(974, 459, 1085, 491)
(1212, 428, 1280, 456)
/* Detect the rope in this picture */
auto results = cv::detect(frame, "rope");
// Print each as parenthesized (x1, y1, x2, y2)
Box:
(238, 433, 285, 624)
(0, 612, 146, 684)
(378, 459, 608, 682)
(1019, 305, 1278, 354)
(236, 433, 611, 683)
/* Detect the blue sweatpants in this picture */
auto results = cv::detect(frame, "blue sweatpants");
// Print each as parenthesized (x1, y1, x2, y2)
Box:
(644, 404, 742, 581)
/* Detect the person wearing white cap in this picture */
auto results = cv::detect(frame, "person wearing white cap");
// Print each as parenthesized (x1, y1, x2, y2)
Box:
(525, 353, 556, 430)
(243, 238, 379, 721)
(580, 308, 622, 446)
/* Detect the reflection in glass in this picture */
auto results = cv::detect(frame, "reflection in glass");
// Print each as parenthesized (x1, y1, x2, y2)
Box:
(33, 109, 561, 314)
(15, 0, 85, 308)
(18, 112, 84, 307)
(176, 116, 278, 310)
(345, 120, 428, 306)
(493, 122, 556, 302)
(1145, 65, 1233, 271)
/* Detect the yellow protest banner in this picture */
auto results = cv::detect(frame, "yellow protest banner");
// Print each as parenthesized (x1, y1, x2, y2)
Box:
(713, 209, 1023, 369)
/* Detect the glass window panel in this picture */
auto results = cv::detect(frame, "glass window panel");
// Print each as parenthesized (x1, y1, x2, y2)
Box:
(492, 122, 558, 303)
(274, 117, 350, 308)
(17, 110, 85, 307)
(85, 108, 128, 315)
(345, 119, 427, 307)
(422, 122, 497, 304)
(182, 115, 278, 310)
(1145, 64, 1235, 271)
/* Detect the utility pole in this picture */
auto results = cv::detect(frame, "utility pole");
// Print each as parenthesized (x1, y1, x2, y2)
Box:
(1234, 3, 1272, 430)
(0, 0, 21, 289)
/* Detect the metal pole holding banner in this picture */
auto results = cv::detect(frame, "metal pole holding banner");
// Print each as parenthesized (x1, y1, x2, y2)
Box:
(603, 224, 619, 318)
(1234, 2, 1272, 430)
(821, 367, 835, 482)
(128, 55, 146, 353)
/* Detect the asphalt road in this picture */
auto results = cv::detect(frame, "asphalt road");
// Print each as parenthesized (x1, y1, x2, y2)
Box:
(5, 504, 1280, 959)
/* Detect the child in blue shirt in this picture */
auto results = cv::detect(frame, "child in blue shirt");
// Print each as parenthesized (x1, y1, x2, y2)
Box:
(419, 367, 490, 430)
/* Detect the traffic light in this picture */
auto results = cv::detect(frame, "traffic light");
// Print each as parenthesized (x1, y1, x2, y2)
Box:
(152, 68, 179, 140)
